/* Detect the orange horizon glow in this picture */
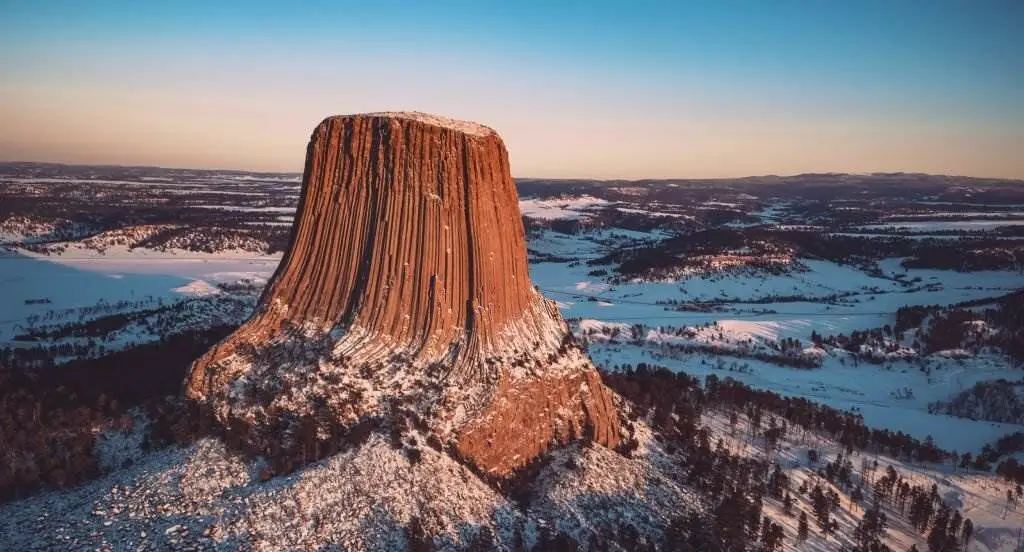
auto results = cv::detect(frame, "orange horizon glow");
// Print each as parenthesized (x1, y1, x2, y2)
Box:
(2, 3, 1022, 180)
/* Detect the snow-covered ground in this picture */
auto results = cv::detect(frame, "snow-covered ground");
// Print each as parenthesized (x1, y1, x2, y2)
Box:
(0, 430, 698, 552)
(591, 343, 1019, 453)
(192, 205, 296, 213)
(858, 220, 1024, 232)
(704, 409, 1024, 552)
(518, 195, 610, 220)
(524, 227, 1023, 455)
(1, 401, 1019, 551)
(2, 197, 1022, 456)
(3, 171, 1024, 550)
(531, 237, 1020, 341)
(0, 246, 279, 341)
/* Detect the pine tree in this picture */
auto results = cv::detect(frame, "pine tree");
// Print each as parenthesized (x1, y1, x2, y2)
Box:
(854, 500, 888, 551)
(798, 511, 810, 543)
(947, 510, 962, 543)
(713, 489, 753, 551)
(811, 485, 831, 533)
(927, 504, 951, 552)
(961, 518, 973, 551)
(761, 518, 785, 552)
(851, 486, 865, 510)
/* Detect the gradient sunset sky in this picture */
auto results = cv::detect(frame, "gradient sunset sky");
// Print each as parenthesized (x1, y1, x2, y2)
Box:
(1, 1, 1022, 179)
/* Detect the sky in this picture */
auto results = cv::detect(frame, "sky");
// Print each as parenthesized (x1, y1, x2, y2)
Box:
(1, 0, 1022, 179)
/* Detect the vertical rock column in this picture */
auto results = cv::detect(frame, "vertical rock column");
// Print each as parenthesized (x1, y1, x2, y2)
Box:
(186, 112, 620, 476)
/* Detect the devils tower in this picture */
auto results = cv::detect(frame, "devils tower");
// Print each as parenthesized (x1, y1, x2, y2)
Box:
(186, 112, 620, 475)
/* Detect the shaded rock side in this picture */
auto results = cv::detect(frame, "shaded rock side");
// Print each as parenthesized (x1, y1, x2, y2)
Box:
(185, 112, 620, 475)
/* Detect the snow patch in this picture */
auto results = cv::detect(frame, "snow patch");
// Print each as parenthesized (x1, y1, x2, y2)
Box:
(519, 196, 610, 220)
(356, 111, 497, 137)
(172, 280, 222, 297)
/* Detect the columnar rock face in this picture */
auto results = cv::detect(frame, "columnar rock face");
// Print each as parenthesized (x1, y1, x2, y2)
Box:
(186, 112, 620, 475)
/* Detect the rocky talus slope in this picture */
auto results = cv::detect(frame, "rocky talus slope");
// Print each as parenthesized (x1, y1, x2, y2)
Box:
(186, 112, 620, 475)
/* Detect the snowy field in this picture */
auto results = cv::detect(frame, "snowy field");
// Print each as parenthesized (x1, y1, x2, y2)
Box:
(858, 220, 1024, 232)
(517, 191, 1024, 457)
(2, 224, 1021, 454)
(3, 167, 1024, 550)
(518, 195, 610, 220)
(530, 232, 1020, 339)
(0, 247, 280, 341)
(2, 170, 1023, 458)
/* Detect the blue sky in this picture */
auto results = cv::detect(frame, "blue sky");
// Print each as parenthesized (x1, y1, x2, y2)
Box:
(1, 0, 1021, 178)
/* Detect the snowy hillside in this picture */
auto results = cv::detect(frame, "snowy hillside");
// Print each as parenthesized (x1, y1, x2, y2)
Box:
(2, 373, 1022, 551)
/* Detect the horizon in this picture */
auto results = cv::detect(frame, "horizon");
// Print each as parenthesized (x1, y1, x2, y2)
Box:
(6, 159, 1024, 184)
(2, 1, 1022, 179)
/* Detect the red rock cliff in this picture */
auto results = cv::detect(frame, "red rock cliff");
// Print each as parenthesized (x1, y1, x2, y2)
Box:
(186, 112, 620, 475)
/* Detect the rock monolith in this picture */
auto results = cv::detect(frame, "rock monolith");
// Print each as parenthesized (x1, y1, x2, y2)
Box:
(186, 112, 620, 475)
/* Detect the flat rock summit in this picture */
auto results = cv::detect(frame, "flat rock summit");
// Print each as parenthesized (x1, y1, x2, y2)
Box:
(186, 111, 621, 475)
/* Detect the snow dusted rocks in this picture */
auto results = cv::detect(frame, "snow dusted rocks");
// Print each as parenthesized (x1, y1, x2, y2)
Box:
(185, 112, 621, 475)
(0, 433, 696, 551)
